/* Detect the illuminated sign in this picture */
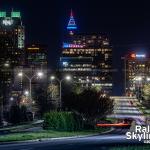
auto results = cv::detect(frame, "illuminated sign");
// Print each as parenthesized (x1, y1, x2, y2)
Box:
(130, 53, 146, 59)
(11, 12, 21, 18)
(63, 43, 84, 48)
(0, 12, 6, 17)
(2, 18, 13, 26)
(136, 54, 146, 58)
(131, 53, 136, 58)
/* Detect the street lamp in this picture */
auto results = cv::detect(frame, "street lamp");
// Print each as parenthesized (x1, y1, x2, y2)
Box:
(147, 77, 150, 82)
(18, 72, 23, 77)
(4, 62, 10, 67)
(37, 72, 44, 78)
(10, 97, 14, 101)
(0, 61, 10, 124)
(18, 71, 44, 118)
(24, 90, 29, 96)
(134, 76, 142, 101)
(50, 75, 71, 108)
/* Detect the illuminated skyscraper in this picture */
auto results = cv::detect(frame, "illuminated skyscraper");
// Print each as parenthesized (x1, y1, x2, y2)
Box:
(0, 10, 25, 103)
(0, 11, 25, 67)
(60, 11, 113, 94)
(124, 53, 150, 97)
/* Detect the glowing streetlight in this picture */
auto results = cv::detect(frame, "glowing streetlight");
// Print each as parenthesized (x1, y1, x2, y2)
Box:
(65, 75, 71, 81)
(10, 97, 14, 101)
(18, 71, 44, 119)
(50, 75, 71, 108)
(24, 90, 29, 96)
(37, 71, 43, 78)
(50, 76, 55, 80)
(18, 72, 23, 77)
(4, 62, 10, 67)
(147, 77, 150, 82)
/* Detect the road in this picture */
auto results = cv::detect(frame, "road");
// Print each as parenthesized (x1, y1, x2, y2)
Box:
(108, 96, 145, 124)
(0, 131, 143, 150)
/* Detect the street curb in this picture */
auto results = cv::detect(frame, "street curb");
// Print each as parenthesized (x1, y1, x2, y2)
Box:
(99, 128, 114, 134)
(0, 134, 99, 145)
(0, 129, 113, 145)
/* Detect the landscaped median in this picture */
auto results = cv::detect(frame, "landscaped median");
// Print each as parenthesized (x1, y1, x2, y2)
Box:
(0, 128, 108, 143)
(0, 111, 112, 143)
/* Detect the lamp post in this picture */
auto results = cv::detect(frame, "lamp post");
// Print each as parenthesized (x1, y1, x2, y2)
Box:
(18, 71, 44, 118)
(50, 75, 71, 108)
(24, 90, 29, 96)
(0, 61, 10, 125)
(134, 76, 142, 100)
(147, 77, 150, 82)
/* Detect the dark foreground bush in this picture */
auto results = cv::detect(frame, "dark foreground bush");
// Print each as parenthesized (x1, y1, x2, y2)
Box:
(43, 111, 83, 131)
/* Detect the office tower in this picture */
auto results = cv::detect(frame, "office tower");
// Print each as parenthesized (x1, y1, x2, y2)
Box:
(0, 10, 25, 104)
(124, 53, 150, 96)
(60, 10, 113, 94)
(26, 44, 48, 69)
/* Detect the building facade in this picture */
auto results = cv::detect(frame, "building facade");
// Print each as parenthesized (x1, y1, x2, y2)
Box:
(0, 11, 25, 104)
(60, 11, 113, 94)
(26, 44, 48, 70)
(124, 53, 150, 96)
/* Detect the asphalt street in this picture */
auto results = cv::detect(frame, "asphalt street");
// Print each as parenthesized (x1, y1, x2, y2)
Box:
(108, 97, 145, 124)
(0, 133, 143, 150)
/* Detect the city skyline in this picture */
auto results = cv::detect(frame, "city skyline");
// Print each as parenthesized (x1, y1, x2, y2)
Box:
(0, 1, 150, 148)
(1, 0, 150, 95)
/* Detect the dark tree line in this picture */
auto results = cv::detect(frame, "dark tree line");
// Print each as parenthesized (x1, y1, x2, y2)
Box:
(62, 88, 114, 125)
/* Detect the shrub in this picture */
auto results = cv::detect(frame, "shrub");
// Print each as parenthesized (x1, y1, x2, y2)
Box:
(43, 111, 83, 131)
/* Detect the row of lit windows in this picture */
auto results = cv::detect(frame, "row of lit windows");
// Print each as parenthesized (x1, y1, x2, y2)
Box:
(62, 52, 111, 56)
(63, 68, 92, 71)
(69, 64, 92, 67)
(128, 64, 145, 67)
(63, 48, 111, 52)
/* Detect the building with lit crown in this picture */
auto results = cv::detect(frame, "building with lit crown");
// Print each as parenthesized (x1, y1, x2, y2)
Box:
(60, 10, 113, 94)
(124, 53, 150, 96)
(0, 10, 25, 104)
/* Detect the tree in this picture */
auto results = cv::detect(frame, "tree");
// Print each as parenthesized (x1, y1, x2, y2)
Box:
(33, 86, 49, 117)
(143, 84, 150, 107)
(20, 105, 28, 122)
(9, 104, 30, 124)
(63, 88, 114, 125)
(9, 105, 21, 124)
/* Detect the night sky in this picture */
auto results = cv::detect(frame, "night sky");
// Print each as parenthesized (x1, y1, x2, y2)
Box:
(1, 0, 150, 95)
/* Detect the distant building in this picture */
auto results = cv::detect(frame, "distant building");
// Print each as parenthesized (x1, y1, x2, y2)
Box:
(0, 10, 25, 103)
(124, 53, 150, 96)
(60, 10, 113, 94)
(26, 44, 48, 70)
(12, 44, 48, 108)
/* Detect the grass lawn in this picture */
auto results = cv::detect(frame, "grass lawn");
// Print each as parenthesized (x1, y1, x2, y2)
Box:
(0, 120, 43, 132)
(111, 145, 150, 150)
(0, 128, 108, 142)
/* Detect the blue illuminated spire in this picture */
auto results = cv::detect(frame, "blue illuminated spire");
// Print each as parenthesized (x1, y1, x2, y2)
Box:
(67, 10, 77, 34)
